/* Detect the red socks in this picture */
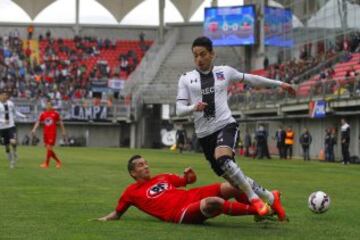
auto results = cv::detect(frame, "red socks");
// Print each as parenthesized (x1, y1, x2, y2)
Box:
(235, 193, 251, 204)
(50, 150, 61, 163)
(46, 149, 61, 164)
(45, 149, 51, 165)
(222, 200, 257, 216)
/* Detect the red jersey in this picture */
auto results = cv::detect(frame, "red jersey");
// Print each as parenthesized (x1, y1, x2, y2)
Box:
(39, 109, 60, 134)
(116, 174, 190, 222)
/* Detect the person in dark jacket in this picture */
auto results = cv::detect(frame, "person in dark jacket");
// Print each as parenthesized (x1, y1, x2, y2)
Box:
(340, 119, 350, 164)
(176, 126, 187, 154)
(274, 126, 286, 159)
(243, 129, 252, 157)
(255, 125, 271, 159)
(324, 128, 337, 162)
(299, 128, 312, 161)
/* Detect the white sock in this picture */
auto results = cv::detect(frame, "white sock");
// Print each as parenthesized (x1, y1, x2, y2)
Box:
(246, 177, 274, 204)
(221, 160, 258, 200)
(12, 151, 17, 161)
(7, 152, 12, 162)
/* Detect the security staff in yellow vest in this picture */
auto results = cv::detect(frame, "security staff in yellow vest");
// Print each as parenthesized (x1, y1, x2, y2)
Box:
(285, 127, 295, 159)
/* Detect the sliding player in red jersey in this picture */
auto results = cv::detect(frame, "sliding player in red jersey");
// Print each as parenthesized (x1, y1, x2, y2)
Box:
(96, 155, 276, 224)
(31, 100, 66, 169)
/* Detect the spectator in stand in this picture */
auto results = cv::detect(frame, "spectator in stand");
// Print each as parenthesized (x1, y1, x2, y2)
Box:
(120, 56, 129, 75)
(139, 31, 145, 43)
(263, 56, 269, 70)
(104, 39, 111, 49)
(27, 25, 34, 40)
(46, 30, 51, 40)
(0, 32, 152, 102)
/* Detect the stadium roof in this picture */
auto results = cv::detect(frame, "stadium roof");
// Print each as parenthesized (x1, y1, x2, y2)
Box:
(11, 0, 205, 23)
(6, 0, 347, 25)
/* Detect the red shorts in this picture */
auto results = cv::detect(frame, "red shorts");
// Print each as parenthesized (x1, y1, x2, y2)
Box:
(172, 183, 222, 224)
(44, 133, 56, 146)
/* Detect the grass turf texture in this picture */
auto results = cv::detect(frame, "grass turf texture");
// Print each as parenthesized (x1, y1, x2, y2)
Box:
(1, 147, 360, 240)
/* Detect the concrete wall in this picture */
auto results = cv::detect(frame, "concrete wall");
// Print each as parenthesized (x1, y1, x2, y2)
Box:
(239, 116, 360, 160)
(170, 23, 203, 43)
(16, 122, 131, 147)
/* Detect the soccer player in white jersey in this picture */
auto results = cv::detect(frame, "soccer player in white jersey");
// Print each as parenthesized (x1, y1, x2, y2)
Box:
(0, 90, 26, 168)
(176, 36, 295, 221)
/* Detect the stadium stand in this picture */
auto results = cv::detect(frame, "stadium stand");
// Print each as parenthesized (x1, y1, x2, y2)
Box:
(0, 31, 153, 101)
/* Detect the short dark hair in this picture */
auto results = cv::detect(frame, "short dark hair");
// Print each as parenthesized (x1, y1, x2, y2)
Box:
(192, 36, 213, 52)
(127, 155, 142, 174)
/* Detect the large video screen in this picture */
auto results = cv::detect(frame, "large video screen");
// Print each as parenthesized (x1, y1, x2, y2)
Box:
(204, 5, 256, 46)
(264, 7, 293, 47)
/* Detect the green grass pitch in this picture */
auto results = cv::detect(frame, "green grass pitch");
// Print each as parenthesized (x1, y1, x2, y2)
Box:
(1, 146, 360, 240)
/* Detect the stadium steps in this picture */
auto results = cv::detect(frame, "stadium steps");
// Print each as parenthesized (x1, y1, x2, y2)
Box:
(142, 43, 243, 104)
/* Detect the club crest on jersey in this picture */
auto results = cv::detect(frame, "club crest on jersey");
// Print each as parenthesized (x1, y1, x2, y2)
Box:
(147, 182, 170, 198)
(44, 117, 54, 126)
(215, 72, 225, 81)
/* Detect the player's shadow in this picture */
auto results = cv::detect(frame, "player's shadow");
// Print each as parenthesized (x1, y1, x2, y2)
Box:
(201, 221, 279, 230)
(123, 216, 280, 230)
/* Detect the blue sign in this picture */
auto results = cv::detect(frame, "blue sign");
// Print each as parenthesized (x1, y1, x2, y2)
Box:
(204, 5, 256, 46)
(310, 100, 326, 118)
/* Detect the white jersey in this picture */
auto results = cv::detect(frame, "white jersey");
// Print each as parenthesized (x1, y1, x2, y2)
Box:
(176, 65, 282, 138)
(0, 100, 25, 129)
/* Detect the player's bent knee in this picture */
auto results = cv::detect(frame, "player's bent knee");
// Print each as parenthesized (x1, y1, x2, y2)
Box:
(214, 147, 233, 159)
(201, 197, 224, 216)
(220, 182, 239, 199)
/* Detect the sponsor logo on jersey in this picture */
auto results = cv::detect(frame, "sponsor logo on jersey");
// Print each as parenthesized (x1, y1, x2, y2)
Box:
(44, 117, 54, 126)
(201, 86, 215, 95)
(215, 72, 225, 81)
(147, 182, 170, 198)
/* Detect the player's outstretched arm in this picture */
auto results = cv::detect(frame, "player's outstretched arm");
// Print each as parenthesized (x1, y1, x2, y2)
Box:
(227, 66, 295, 95)
(97, 211, 121, 222)
(183, 167, 197, 184)
(15, 111, 26, 118)
(280, 82, 296, 96)
(244, 74, 296, 95)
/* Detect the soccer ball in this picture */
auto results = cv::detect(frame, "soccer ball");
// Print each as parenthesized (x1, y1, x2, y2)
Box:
(308, 191, 331, 213)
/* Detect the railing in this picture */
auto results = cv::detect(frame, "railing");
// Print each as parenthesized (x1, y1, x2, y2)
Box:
(13, 98, 131, 123)
(292, 52, 346, 84)
(228, 75, 360, 111)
